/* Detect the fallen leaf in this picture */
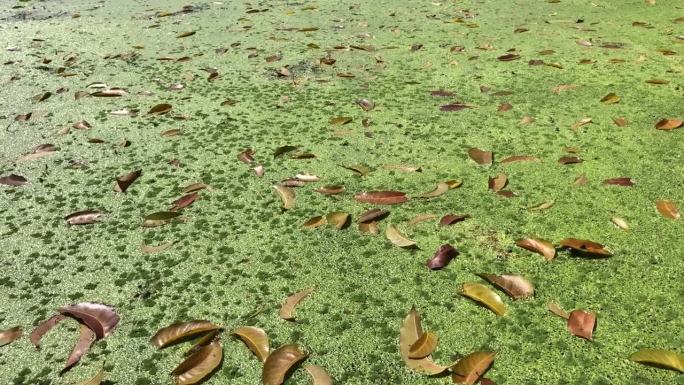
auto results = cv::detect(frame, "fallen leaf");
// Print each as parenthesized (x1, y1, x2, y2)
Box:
(0, 174, 28, 186)
(176, 31, 196, 38)
(547, 302, 570, 319)
(142, 211, 182, 227)
(238, 149, 255, 163)
(440, 103, 471, 112)
(629, 349, 684, 373)
(527, 201, 554, 211)
(600, 93, 620, 104)
(408, 214, 437, 226)
(613, 117, 628, 127)
(329, 116, 352, 125)
(0, 326, 22, 347)
(573, 174, 588, 186)
(655, 119, 683, 130)
(173, 340, 223, 385)
(273, 186, 295, 210)
(439, 214, 469, 226)
(326, 212, 350, 230)
(497, 103, 512, 112)
(171, 192, 199, 211)
(382, 164, 422, 173)
(343, 164, 370, 176)
(303, 216, 326, 229)
(30, 314, 66, 347)
(279, 288, 315, 321)
(74, 367, 105, 385)
(141, 241, 174, 254)
(115, 170, 141, 193)
(516, 238, 556, 260)
(399, 308, 449, 375)
(358, 208, 389, 223)
(64, 324, 96, 370)
(262, 344, 308, 385)
(500, 155, 540, 164)
(426, 244, 457, 270)
(558, 156, 583, 165)
(65, 210, 102, 225)
(58, 303, 119, 339)
(148, 103, 172, 115)
(253, 165, 265, 177)
(478, 274, 534, 299)
(468, 148, 493, 165)
(498, 53, 520, 61)
(91, 89, 127, 97)
(611, 216, 629, 230)
(314, 185, 345, 195)
(559, 238, 611, 257)
(305, 365, 333, 385)
(150, 321, 221, 348)
(570, 118, 592, 130)
(386, 225, 416, 248)
(358, 221, 379, 235)
(656, 200, 680, 219)
(603, 177, 634, 186)
(460, 282, 506, 316)
(408, 331, 438, 358)
(232, 327, 269, 362)
(488, 174, 507, 192)
(451, 351, 496, 385)
(356, 99, 374, 111)
(567, 310, 596, 341)
(355, 191, 407, 205)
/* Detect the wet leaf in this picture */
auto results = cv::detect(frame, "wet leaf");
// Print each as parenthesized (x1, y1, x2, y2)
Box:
(451, 351, 496, 384)
(656, 200, 680, 219)
(314, 185, 345, 195)
(408, 331, 438, 358)
(148, 103, 172, 115)
(358, 208, 389, 223)
(273, 186, 295, 210)
(30, 314, 66, 347)
(355, 99, 374, 111)
(488, 174, 507, 192)
(629, 349, 684, 372)
(399, 308, 449, 375)
(305, 365, 333, 385)
(426, 244, 457, 270)
(603, 177, 634, 186)
(355, 191, 407, 205)
(173, 340, 223, 385)
(600, 93, 620, 104)
(468, 148, 493, 165)
(64, 323, 96, 370)
(655, 119, 683, 130)
(460, 282, 506, 316)
(279, 288, 315, 321)
(58, 303, 119, 339)
(238, 149, 255, 163)
(386, 225, 416, 248)
(326, 212, 350, 230)
(262, 344, 308, 385)
(142, 211, 181, 227)
(151, 321, 220, 348)
(439, 214, 469, 227)
(65, 210, 102, 225)
(0, 174, 28, 186)
(171, 192, 199, 211)
(559, 238, 612, 257)
(516, 238, 555, 260)
(418, 182, 449, 198)
(567, 310, 596, 341)
(478, 274, 534, 300)
(232, 326, 269, 362)
(74, 367, 105, 385)
(303, 216, 326, 229)
(0, 326, 22, 347)
(115, 170, 141, 193)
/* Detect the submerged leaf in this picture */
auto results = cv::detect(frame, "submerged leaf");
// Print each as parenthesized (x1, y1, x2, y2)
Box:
(451, 351, 496, 385)
(629, 349, 684, 372)
(399, 308, 449, 375)
(426, 244, 457, 270)
(262, 344, 308, 385)
(58, 303, 119, 339)
(355, 191, 407, 205)
(232, 326, 270, 362)
(0, 326, 22, 347)
(305, 365, 333, 385)
(460, 283, 506, 316)
(386, 225, 416, 248)
(142, 211, 181, 227)
(173, 340, 223, 385)
(150, 321, 220, 348)
(656, 200, 680, 219)
(567, 310, 596, 341)
(64, 324, 96, 370)
(478, 274, 534, 299)
(559, 238, 611, 257)
(273, 186, 295, 210)
(279, 288, 315, 321)
(516, 238, 556, 260)
(115, 170, 141, 193)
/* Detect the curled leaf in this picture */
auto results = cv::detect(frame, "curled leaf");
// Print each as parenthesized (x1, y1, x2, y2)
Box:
(115, 170, 141, 193)
(515, 238, 556, 260)
(355, 191, 407, 205)
(314, 185, 345, 195)
(399, 308, 449, 375)
(600, 93, 620, 104)
(478, 274, 534, 300)
(171, 192, 199, 211)
(142, 211, 181, 227)
(150, 321, 220, 348)
(488, 174, 507, 192)
(451, 351, 496, 385)
(468, 148, 493, 165)
(238, 149, 255, 163)
(148, 103, 172, 115)
(357, 208, 389, 223)
(262, 344, 308, 385)
(655, 119, 683, 130)
(58, 303, 119, 339)
(426, 244, 457, 270)
(30, 314, 66, 348)
(656, 200, 680, 219)
(418, 182, 449, 198)
(559, 238, 611, 257)
(386, 225, 416, 248)
(305, 365, 333, 385)
(326, 212, 350, 230)
(303, 216, 326, 229)
(0, 174, 28, 186)
(232, 326, 270, 362)
(408, 331, 438, 359)
(0, 326, 22, 347)
(439, 214, 469, 226)
(64, 323, 96, 371)
(460, 282, 506, 316)
(358, 221, 380, 235)
(279, 288, 315, 321)
(173, 340, 223, 385)
(629, 349, 684, 372)
(74, 367, 105, 385)
(273, 186, 295, 210)
(567, 310, 596, 341)
(65, 210, 102, 225)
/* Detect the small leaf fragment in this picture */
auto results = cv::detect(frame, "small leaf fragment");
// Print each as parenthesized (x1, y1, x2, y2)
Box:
(600, 93, 620, 104)
(0, 174, 28, 186)
(115, 170, 141, 193)
(559, 238, 611, 257)
(655, 119, 683, 130)
(611, 217, 629, 230)
(279, 288, 315, 321)
(147, 103, 172, 115)
(74, 367, 105, 385)
(64, 323, 96, 370)
(488, 174, 507, 192)
(326, 212, 350, 230)
(142, 211, 182, 227)
(468, 148, 493, 165)
(30, 314, 66, 348)
(303, 216, 326, 229)
(460, 282, 506, 316)
(305, 365, 333, 385)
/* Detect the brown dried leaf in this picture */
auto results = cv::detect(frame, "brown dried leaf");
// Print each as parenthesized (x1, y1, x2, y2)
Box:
(305, 365, 333, 385)
(655, 119, 683, 130)
(232, 326, 269, 362)
(303, 216, 326, 229)
(171, 192, 199, 211)
(603, 177, 634, 186)
(273, 186, 295, 210)
(173, 340, 223, 385)
(64, 323, 96, 370)
(355, 191, 407, 205)
(558, 156, 583, 165)
(460, 283, 506, 316)
(478, 274, 534, 299)
(600, 93, 620, 104)
(500, 155, 540, 164)
(426, 244, 457, 270)
(358, 221, 379, 235)
(142, 211, 182, 227)
(547, 302, 570, 319)
(0, 174, 28, 186)
(357, 208, 389, 223)
(451, 351, 496, 385)
(148, 103, 172, 115)
(65, 210, 102, 225)
(408, 214, 437, 226)
(279, 288, 315, 321)
(408, 331, 438, 358)
(468, 148, 493, 165)
(386, 225, 416, 248)
(58, 303, 119, 339)
(115, 170, 141, 193)
(488, 174, 507, 192)
(0, 326, 22, 347)
(30, 314, 66, 348)
(439, 214, 470, 226)
(150, 321, 220, 349)
(656, 200, 680, 219)
(418, 182, 449, 198)
(326, 212, 350, 230)
(314, 185, 345, 195)
(559, 238, 612, 257)
(238, 149, 255, 163)
(399, 308, 449, 375)
(262, 344, 308, 385)
(567, 310, 596, 341)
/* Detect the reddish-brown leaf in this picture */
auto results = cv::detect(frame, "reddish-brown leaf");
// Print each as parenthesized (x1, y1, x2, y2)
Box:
(439, 214, 470, 226)
(58, 303, 119, 339)
(354, 191, 408, 205)
(30, 314, 67, 348)
(171, 192, 199, 211)
(115, 170, 141, 193)
(603, 177, 634, 186)
(0, 174, 28, 186)
(357, 208, 389, 223)
(488, 174, 507, 192)
(558, 156, 583, 165)
(498, 53, 520, 61)
(655, 119, 683, 130)
(656, 200, 680, 219)
(64, 323, 96, 371)
(515, 238, 556, 260)
(468, 148, 493, 165)
(560, 238, 611, 257)
(478, 274, 535, 300)
(567, 310, 596, 340)
(426, 244, 457, 270)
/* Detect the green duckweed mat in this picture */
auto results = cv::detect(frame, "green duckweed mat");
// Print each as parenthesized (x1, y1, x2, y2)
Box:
(0, 0, 683, 384)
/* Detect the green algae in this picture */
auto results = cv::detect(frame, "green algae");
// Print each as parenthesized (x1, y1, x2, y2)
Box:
(0, 0, 683, 384)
